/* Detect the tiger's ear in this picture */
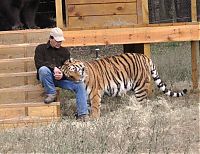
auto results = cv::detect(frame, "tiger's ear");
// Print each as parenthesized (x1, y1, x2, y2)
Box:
(69, 58, 74, 63)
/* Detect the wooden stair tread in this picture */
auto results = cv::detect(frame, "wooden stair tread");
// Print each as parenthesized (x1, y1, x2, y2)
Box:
(0, 71, 36, 78)
(0, 29, 50, 45)
(0, 43, 40, 49)
(0, 116, 60, 124)
(0, 57, 34, 63)
(0, 85, 60, 93)
(0, 28, 50, 34)
(0, 85, 43, 93)
(0, 102, 60, 108)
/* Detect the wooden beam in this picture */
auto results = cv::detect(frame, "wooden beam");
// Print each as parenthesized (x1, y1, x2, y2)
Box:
(191, 40, 199, 90)
(191, 0, 199, 90)
(67, 0, 136, 4)
(141, 0, 149, 24)
(62, 23, 200, 47)
(55, 0, 64, 28)
(191, 0, 197, 21)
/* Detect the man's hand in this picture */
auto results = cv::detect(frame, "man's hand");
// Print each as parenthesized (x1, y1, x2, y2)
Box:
(54, 67, 63, 80)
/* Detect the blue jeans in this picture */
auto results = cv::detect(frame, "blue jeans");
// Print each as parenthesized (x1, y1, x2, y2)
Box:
(38, 66, 88, 116)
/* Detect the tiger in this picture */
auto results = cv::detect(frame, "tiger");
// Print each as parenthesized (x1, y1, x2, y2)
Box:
(61, 53, 187, 119)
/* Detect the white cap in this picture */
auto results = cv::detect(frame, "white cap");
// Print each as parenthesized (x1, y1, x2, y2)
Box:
(50, 27, 65, 41)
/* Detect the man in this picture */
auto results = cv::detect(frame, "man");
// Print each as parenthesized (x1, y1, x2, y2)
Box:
(34, 27, 88, 121)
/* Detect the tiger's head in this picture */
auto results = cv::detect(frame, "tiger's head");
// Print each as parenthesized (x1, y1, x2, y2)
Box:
(61, 58, 86, 82)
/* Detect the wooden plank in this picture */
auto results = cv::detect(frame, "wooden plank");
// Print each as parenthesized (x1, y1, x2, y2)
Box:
(0, 93, 26, 104)
(68, 14, 138, 29)
(144, 44, 152, 95)
(136, 0, 149, 24)
(0, 45, 37, 59)
(0, 91, 43, 104)
(0, 90, 44, 104)
(0, 122, 50, 129)
(55, 0, 64, 28)
(0, 57, 33, 63)
(65, 0, 69, 27)
(0, 76, 38, 89)
(0, 85, 43, 93)
(0, 58, 35, 73)
(0, 61, 35, 73)
(67, 2, 137, 17)
(0, 102, 60, 108)
(0, 30, 49, 45)
(26, 90, 45, 103)
(191, 1, 199, 90)
(28, 106, 58, 117)
(141, 0, 149, 24)
(136, 0, 142, 24)
(191, 41, 199, 90)
(0, 43, 39, 49)
(67, 0, 136, 4)
(191, 0, 197, 22)
(0, 72, 38, 89)
(0, 71, 36, 78)
(0, 86, 61, 104)
(62, 23, 200, 46)
(0, 62, 25, 73)
(0, 47, 25, 59)
(0, 107, 25, 120)
(0, 117, 60, 124)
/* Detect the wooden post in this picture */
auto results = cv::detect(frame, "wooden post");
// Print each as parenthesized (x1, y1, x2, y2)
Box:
(191, 42, 199, 90)
(191, 0, 199, 90)
(191, 0, 197, 21)
(142, 0, 152, 95)
(55, 0, 64, 28)
(136, 0, 150, 58)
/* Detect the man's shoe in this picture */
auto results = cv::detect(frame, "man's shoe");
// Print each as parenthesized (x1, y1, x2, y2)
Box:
(77, 114, 89, 122)
(44, 94, 57, 104)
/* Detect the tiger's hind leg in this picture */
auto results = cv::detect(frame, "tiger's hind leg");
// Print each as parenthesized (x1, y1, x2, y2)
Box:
(134, 84, 149, 106)
(90, 93, 102, 119)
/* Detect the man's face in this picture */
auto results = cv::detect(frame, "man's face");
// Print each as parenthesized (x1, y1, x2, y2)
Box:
(50, 37, 62, 48)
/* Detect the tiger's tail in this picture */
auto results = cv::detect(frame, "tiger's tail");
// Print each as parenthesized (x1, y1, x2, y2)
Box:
(150, 60, 187, 97)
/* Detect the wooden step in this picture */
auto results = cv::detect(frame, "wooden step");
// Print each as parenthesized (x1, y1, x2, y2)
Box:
(0, 29, 50, 45)
(0, 101, 60, 120)
(0, 102, 60, 108)
(0, 57, 35, 73)
(0, 43, 37, 59)
(0, 57, 34, 63)
(0, 116, 60, 124)
(0, 71, 36, 78)
(0, 73, 38, 89)
(0, 116, 61, 129)
(0, 85, 43, 93)
(0, 85, 61, 104)
(0, 102, 61, 128)
(0, 85, 44, 104)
